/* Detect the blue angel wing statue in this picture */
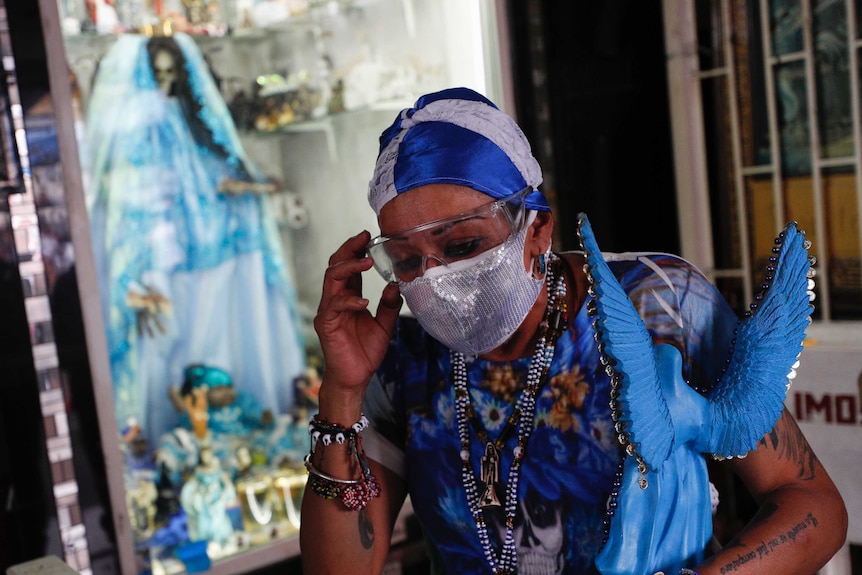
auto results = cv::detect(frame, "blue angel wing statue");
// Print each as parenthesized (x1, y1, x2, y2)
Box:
(705, 223, 814, 457)
(578, 213, 815, 575)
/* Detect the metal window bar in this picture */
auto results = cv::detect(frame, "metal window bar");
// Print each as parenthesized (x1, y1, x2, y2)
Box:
(848, 0, 862, 311)
(699, 66, 732, 79)
(819, 156, 856, 168)
(758, 0, 792, 266)
(800, 0, 832, 321)
(724, 0, 754, 308)
(741, 164, 776, 175)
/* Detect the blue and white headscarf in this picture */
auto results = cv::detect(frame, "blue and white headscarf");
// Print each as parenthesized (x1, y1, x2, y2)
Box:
(368, 87, 549, 214)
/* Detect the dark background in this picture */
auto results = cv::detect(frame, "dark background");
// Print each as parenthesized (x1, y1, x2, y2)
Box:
(509, 0, 679, 255)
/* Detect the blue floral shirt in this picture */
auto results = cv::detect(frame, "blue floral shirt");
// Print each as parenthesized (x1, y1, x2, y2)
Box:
(363, 252, 738, 574)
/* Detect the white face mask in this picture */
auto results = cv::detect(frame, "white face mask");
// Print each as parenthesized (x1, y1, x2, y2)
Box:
(398, 224, 544, 356)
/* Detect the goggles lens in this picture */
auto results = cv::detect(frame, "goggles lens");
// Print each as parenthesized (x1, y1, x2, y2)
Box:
(367, 188, 530, 283)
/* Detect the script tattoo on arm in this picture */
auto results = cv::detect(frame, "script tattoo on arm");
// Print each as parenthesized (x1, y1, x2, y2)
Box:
(758, 413, 817, 480)
(358, 509, 375, 549)
(717, 511, 820, 573)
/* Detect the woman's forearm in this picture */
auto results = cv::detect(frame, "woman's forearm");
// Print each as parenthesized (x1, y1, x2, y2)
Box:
(300, 446, 403, 575)
(697, 478, 847, 574)
(300, 490, 379, 574)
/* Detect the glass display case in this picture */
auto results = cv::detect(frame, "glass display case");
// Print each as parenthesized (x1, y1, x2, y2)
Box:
(44, 0, 510, 572)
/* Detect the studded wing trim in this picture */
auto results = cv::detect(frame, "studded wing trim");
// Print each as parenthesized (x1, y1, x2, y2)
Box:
(577, 213, 674, 478)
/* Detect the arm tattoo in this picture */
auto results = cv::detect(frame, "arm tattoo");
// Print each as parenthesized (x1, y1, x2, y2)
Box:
(759, 414, 817, 480)
(720, 502, 779, 551)
(717, 512, 819, 573)
(358, 509, 375, 549)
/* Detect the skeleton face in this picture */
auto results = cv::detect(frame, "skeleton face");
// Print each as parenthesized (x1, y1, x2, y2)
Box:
(152, 49, 177, 95)
(208, 384, 237, 407)
(512, 488, 565, 575)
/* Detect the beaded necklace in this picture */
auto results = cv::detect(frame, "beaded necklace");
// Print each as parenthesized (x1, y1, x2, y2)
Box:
(453, 256, 568, 575)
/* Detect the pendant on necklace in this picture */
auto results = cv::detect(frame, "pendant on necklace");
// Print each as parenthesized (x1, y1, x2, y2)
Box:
(479, 442, 503, 508)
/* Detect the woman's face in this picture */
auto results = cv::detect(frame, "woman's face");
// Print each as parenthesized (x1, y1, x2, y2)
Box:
(152, 49, 177, 95)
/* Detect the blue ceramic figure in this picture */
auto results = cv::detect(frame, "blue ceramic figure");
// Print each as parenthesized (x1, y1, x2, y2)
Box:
(180, 447, 236, 544)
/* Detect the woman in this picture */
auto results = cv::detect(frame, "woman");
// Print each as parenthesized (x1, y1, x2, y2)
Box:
(300, 87, 847, 574)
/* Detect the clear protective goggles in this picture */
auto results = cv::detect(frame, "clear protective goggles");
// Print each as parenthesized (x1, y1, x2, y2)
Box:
(366, 187, 531, 283)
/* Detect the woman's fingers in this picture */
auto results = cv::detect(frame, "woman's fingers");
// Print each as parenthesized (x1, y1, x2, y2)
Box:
(319, 257, 373, 309)
(375, 282, 402, 335)
(313, 231, 400, 387)
(320, 234, 375, 305)
(319, 294, 370, 319)
(326, 230, 371, 268)
(324, 257, 373, 285)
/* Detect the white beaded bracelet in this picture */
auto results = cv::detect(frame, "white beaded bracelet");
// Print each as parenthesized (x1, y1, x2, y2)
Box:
(308, 414, 370, 449)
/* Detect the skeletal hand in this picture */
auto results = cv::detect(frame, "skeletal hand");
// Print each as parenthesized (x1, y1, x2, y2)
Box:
(126, 285, 171, 337)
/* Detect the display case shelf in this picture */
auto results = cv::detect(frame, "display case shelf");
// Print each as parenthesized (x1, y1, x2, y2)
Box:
(157, 536, 300, 575)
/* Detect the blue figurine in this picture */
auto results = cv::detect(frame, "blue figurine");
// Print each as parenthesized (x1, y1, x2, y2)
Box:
(179, 446, 236, 545)
(174, 364, 274, 437)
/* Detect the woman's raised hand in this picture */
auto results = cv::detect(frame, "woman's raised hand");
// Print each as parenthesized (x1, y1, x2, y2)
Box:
(314, 231, 403, 410)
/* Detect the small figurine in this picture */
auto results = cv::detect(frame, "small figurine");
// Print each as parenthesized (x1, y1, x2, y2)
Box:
(264, 361, 322, 466)
(122, 417, 156, 472)
(126, 469, 158, 539)
(169, 364, 274, 437)
(293, 359, 322, 413)
(155, 461, 181, 525)
(155, 426, 201, 490)
(180, 447, 236, 544)
(122, 417, 160, 539)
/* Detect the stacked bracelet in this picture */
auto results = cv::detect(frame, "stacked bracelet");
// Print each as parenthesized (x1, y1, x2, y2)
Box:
(305, 453, 360, 500)
(305, 414, 380, 511)
(308, 414, 369, 449)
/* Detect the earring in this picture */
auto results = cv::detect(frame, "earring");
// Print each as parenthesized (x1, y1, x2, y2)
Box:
(537, 253, 547, 276)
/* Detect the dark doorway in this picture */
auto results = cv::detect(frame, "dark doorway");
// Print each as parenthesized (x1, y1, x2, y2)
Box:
(509, 0, 679, 254)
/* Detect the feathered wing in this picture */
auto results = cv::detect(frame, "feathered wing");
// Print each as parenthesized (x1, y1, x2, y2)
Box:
(577, 213, 673, 471)
(705, 222, 814, 458)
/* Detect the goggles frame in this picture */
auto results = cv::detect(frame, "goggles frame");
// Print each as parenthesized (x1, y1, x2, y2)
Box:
(366, 187, 531, 283)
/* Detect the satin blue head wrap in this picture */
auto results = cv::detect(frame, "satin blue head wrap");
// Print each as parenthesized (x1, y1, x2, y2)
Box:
(368, 87, 549, 214)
